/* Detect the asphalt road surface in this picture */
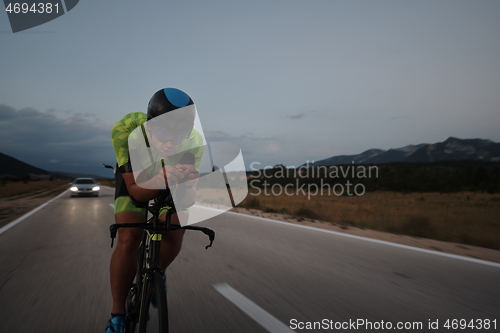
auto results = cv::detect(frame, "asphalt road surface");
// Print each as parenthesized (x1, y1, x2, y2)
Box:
(0, 186, 499, 332)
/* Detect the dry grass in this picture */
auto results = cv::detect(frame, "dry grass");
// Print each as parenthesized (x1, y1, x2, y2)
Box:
(0, 179, 114, 229)
(0, 179, 115, 199)
(0, 207, 15, 220)
(0, 180, 71, 198)
(239, 191, 500, 251)
(98, 179, 115, 188)
(6, 180, 496, 251)
(0, 180, 72, 229)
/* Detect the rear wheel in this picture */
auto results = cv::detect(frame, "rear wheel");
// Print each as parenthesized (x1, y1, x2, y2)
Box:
(136, 271, 168, 333)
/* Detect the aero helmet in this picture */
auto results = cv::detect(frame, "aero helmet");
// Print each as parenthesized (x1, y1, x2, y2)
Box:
(146, 88, 196, 144)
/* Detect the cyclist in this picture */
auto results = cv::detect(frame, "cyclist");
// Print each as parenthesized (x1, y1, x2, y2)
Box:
(105, 88, 203, 333)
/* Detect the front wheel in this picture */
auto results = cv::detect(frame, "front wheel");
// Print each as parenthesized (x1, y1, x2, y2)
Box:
(125, 284, 138, 332)
(136, 271, 168, 333)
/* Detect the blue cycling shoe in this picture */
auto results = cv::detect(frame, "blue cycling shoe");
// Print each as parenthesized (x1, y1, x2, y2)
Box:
(105, 313, 125, 333)
(151, 274, 167, 308)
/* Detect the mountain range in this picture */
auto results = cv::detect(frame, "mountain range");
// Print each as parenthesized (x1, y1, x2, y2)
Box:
(0, 152, 107, 180)
(306, 137, 500, 166)
(2, 137, 500, 178)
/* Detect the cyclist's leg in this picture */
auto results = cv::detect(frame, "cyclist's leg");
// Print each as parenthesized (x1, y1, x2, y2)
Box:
(110, 196, 146, 314)
(159, 210, 186, 270)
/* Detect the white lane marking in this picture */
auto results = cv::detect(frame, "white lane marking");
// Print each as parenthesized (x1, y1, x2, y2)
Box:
(214, 283, 295, 333)
(194, 205, 500, 269)
(0, 190, 68, 235)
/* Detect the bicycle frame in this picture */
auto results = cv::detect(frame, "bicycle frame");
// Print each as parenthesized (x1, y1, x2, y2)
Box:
(109, 195, 215, 332)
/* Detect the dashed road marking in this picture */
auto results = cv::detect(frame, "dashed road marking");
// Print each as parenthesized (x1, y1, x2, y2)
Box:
(214, 283, 295, 333)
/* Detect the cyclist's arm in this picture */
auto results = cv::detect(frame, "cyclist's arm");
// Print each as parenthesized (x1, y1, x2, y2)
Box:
(121, 172, 160, 202)
(176, 164, 199, 207)
(121, 164, 185, 202)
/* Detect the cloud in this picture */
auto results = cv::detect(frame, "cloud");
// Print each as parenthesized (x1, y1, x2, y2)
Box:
(288, 113, 305, 120)
(0, 105, 106, 145)
(0, 104, 18, 121)
(204, 130, 276, 142)
(264, 142, 282, 153)
(0, 104, 114, 175)
(202, 130, 285, 167)
(390, 115, 411, 121)
(286, 110, 330, 120)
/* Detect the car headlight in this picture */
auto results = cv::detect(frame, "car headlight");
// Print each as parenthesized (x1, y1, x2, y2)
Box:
(70, 186, 78, 192)
(92, 186, 100, 191)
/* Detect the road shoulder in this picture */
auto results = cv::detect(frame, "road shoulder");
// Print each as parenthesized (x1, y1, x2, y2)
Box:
(230, 207, 500, 264)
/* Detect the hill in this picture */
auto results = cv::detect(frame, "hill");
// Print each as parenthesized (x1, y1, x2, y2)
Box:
(307, 137, 500, 166)
(0, 152, 106, 180)
(0, 152, 66, 180)
(49, 170, 112, 180)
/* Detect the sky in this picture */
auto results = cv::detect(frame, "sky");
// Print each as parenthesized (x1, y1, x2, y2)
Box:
(1, 0, 499, 177)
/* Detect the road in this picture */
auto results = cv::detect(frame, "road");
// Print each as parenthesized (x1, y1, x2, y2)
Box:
(0, 186, 499, 332)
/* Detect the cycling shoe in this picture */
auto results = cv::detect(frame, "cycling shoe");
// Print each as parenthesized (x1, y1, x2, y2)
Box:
(105, 313, 125, 333)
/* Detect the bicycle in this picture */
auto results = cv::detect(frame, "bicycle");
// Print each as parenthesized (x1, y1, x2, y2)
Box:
(103, 164, 215, 333)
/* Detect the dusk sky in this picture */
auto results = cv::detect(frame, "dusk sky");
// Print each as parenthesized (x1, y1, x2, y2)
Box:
(1, 0, 499, 176)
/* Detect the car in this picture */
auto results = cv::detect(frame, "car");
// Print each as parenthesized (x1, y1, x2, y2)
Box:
(70, 178, 100, 197)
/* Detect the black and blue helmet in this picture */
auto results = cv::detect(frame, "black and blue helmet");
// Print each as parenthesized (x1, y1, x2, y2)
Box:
(146, 88, 196, 143)
(147, 88, 195, 120)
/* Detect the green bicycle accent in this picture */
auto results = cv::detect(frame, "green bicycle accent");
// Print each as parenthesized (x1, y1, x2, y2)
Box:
(158, 206, 172, 217)
(146, 230, 163, 241)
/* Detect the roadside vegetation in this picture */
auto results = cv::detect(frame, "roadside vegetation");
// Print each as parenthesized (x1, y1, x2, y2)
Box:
(0, 180, 71, 228)
(0, 179, 114, 228)
(2, 163, 499, 252)
(239, 191, 500, 251)
(0, 179, 70, 198)
(240, 162, 500, 250)
(247, 161, 500, 194)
